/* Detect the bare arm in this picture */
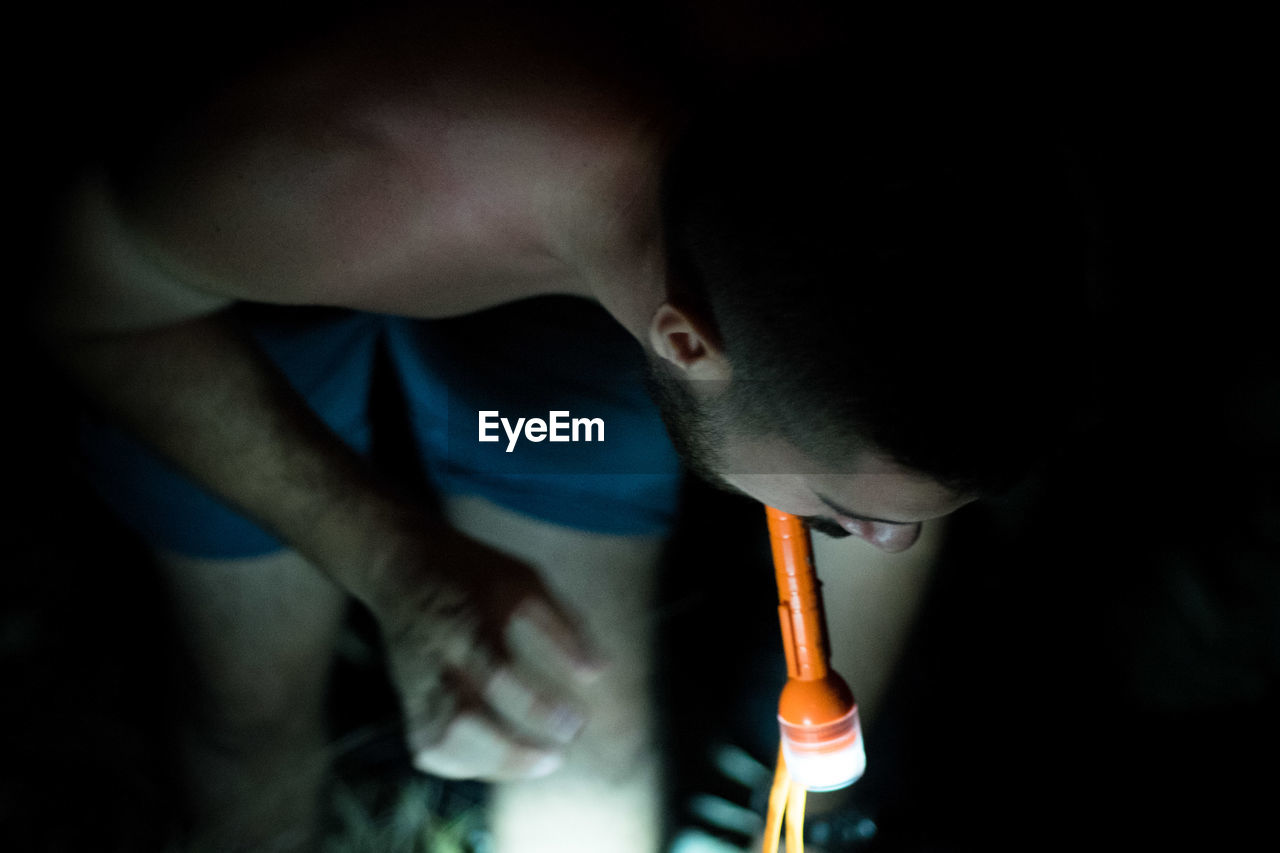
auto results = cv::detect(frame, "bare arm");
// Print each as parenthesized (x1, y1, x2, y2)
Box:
(59, 313, 409, 599)
(42, 171, 406, 602)
(40, 162, 599, 779)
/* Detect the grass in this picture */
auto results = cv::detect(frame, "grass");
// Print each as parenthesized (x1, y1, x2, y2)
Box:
(323, 773, 489, 853)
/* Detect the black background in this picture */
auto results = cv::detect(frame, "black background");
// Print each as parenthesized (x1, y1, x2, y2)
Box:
(7, 3, 1276, 850)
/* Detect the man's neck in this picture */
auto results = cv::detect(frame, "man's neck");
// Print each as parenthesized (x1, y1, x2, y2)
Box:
(568, 110, 678, 355)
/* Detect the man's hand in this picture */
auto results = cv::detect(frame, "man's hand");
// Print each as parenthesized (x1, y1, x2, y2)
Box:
(370, 521, 604, 781)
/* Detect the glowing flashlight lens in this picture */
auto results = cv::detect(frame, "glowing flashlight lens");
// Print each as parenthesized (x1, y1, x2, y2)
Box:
(778, 705, 866, 792)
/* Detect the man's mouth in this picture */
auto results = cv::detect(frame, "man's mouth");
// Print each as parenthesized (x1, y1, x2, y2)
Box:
(802, 516, 852, 539)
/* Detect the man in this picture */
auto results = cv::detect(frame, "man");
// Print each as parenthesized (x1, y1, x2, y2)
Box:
(39, 3, 1089, 850)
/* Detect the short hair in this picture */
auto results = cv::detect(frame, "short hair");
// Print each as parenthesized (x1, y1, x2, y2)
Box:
(661, 65, 1099, 495)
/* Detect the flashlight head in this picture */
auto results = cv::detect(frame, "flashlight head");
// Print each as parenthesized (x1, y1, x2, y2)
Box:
(777, 674, 866, 791)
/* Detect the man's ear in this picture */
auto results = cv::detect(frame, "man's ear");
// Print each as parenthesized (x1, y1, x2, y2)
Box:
(647, 303, 731, 380)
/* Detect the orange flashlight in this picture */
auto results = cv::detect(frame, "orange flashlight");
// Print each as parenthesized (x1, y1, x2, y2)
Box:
(767, 506, 866, 792)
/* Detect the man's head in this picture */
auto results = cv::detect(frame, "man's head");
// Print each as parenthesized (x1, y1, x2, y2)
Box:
(646, 67, 1096, 548)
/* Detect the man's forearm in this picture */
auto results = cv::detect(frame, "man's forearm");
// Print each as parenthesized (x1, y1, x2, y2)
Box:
(52, 311, 416, 606)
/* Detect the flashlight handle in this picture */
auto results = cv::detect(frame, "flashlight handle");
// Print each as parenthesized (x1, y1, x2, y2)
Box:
(766, 506, 830, 682)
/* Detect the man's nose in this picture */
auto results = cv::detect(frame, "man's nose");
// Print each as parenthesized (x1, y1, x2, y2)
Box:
(842, 519, 922, 552)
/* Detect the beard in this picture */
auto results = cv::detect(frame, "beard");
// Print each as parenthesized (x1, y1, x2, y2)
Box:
(643, 360, 853, 539)
(642, 359, 735, 492)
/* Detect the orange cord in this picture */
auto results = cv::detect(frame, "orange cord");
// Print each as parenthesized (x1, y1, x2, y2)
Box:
(786, 783, 807, 853)
(763, 743, 807, 853)
(762, 745, 789, 853)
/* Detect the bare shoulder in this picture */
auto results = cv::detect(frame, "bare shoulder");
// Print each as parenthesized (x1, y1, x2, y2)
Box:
(105, 6, 675, 318)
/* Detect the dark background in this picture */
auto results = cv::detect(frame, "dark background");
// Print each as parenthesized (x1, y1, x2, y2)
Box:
(7, 3, 1276, 850)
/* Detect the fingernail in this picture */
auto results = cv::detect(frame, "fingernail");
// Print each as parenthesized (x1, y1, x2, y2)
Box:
(575, 647, 610, 680)
(575, 661, 606, 684)
(550, 706, 586, 742)
(527, 752, 563, 778)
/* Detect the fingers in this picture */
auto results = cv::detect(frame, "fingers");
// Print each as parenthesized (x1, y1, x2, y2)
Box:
(440, 602, 590, 745)
(483, 666, 586, 745)
(406, 664, 581, 781)
(398, 645, 587, 782)
(506, 597, 606, 684)
(378, 533, 607, 782)
(411, 711, 566, 781)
